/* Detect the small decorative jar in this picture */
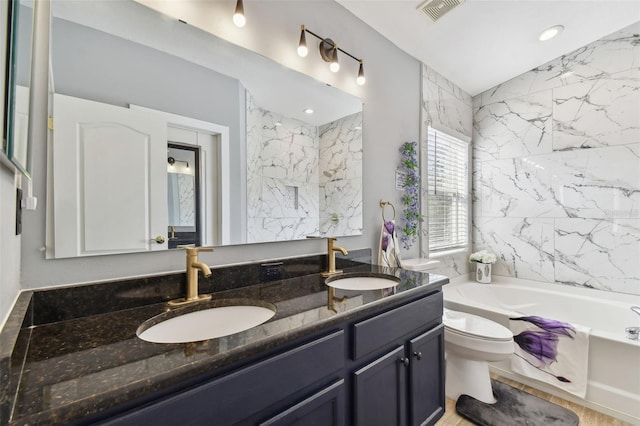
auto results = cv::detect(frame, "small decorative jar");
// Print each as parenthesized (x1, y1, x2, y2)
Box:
(475, 262, 492, 284)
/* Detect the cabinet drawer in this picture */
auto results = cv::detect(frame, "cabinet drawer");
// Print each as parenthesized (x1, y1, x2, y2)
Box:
(259, 379, 345, 426)
(352, 293, 442, 360)
(106, 330, 345, 425)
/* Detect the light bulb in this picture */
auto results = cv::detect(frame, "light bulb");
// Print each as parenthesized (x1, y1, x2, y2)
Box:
(233, 0, 245, 28)
(356, 61, 365, 85)
(298, 26, 308, 57)
(330, 47, 339, 73)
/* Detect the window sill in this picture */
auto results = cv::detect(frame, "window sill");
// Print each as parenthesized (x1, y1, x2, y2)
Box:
(428, 247, 469, 259)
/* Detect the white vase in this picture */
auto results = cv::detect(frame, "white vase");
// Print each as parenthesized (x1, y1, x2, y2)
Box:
(475, 262, 492, 283)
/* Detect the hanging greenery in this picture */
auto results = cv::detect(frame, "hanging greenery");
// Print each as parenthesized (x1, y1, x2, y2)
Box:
(398, 141, 424, 250)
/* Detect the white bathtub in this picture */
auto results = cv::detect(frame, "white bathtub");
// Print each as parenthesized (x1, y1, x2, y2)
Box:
(444, 275, 640, 424)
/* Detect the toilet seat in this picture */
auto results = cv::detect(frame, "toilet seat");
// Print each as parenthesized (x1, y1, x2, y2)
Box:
(443, 309, 512, 342)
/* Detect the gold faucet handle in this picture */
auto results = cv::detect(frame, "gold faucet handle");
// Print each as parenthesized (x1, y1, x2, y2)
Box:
(179, 246, 214, 256)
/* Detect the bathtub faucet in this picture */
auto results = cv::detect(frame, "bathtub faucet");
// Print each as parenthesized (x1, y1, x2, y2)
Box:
(626, 306, 640, 340)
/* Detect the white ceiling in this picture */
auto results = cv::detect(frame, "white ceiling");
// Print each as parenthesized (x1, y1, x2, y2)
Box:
(337, 0, 640, 96)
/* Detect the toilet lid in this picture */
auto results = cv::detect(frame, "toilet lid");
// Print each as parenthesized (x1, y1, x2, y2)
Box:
(443, 309, 513, 341)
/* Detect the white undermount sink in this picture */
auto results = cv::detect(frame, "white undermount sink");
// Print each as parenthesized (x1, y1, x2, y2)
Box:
(137, 301, 276, 344)
(325, 272, 400, 291)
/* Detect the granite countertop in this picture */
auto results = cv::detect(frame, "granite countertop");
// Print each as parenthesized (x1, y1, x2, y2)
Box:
(1, 256, 447, 425)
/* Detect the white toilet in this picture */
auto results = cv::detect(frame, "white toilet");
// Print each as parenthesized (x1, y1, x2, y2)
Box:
(443, 308, 514, 403)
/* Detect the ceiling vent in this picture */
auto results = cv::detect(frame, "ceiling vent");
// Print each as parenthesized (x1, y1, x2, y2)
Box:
(417, 0, 466, 22)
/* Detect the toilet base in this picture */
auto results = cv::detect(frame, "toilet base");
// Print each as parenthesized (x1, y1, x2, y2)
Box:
(446, 353, 496, 404)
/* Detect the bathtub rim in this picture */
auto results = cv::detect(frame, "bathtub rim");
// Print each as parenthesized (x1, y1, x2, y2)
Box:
(445, 274, 640, 345)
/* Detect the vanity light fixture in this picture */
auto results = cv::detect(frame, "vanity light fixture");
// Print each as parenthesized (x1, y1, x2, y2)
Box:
(539, 25, 564, 41)
(297, 25, 365, 85)
(233, 0, 246, 28)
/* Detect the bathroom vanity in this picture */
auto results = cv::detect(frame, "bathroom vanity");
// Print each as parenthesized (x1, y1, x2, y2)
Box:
(0, 253, 446, 425)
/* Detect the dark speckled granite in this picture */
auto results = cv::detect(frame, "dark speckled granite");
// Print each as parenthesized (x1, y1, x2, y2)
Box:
(0, 250, 448, 425)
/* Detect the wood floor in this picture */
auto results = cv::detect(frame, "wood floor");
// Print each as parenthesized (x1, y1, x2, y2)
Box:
(436, 374, 633, 426)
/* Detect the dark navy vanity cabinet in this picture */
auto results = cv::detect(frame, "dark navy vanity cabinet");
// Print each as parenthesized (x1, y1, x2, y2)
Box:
(99, 291, 444, 426)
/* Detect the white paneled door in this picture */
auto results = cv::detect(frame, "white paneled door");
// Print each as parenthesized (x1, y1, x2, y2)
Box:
(52, 93, 168, 257)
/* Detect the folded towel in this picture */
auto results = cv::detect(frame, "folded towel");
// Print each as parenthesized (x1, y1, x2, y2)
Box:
(378, 220, 401, 268)
(509, 315, 590, 398)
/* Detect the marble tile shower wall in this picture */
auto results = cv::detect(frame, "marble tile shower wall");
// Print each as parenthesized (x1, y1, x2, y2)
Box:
(472, 22, 640, 295)
(420, 65, 474, 278)
(318, 112, 363, 236)
(246, 93, 320, 242)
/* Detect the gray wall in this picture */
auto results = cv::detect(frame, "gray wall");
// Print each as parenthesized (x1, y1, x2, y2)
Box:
(18, 1, 421, 289)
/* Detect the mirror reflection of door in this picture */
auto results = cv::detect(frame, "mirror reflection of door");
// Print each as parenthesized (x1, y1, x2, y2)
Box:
(167, 143, 201, 249)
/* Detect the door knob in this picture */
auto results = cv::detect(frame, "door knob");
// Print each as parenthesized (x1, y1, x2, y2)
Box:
(152, 235, 165, 244)
(399, 357, 409, 367)
(413, 351, 423, 360)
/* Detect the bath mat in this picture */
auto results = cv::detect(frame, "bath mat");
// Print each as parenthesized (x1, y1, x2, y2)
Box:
(455, 380, 579, 426)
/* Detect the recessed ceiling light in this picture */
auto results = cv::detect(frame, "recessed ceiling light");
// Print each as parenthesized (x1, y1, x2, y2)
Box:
(303, 108, 314, 114)
(539, 25, 564, 42)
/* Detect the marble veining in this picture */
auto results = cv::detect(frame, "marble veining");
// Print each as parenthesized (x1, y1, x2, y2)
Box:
(473, 91, 552, 162)
(473, 217, 555, 282)
(553, 75, 640, 150)
(423, 69, 473, 139)
(319, 112, 363, 236)
(554, 218, 640, 294)
(473, 22, 640, 295)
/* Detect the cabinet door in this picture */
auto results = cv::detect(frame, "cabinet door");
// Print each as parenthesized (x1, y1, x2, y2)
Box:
(353, 346, 407, 426)
(260, 380, 345, 426)
(102, 331, 344, 425)
(408, 324, 444, 426)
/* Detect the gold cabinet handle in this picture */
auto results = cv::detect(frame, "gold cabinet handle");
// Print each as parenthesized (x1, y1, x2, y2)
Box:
(152, 235, 166, 244)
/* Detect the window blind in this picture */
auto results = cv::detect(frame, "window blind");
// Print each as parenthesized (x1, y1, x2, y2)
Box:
(426, 126, 469, 252)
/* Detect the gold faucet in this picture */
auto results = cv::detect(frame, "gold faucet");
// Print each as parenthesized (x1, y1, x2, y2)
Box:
(322, 237, 348, 277)
(168, 247, 213, 306)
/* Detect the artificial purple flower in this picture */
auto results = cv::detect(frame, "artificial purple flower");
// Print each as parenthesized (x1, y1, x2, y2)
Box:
(384, 221, 395, 235)
(513, 330, 559, 367)
(510, 316, 576, 338)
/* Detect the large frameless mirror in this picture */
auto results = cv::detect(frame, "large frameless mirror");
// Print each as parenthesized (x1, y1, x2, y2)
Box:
(46, 0, 363, 259)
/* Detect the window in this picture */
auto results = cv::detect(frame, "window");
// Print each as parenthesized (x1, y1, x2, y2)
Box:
(426, 126, 469, 252)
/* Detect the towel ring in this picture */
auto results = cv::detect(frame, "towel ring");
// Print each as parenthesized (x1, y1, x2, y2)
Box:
(380, 200, 396, 222)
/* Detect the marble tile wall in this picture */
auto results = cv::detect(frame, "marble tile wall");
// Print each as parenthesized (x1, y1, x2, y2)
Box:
(472, 22, 640, 295)
(246, 95, 363, 242)
(318, 112, 364, 236)
(420, 65, 474, 278)
(246, 94, 320, 242)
